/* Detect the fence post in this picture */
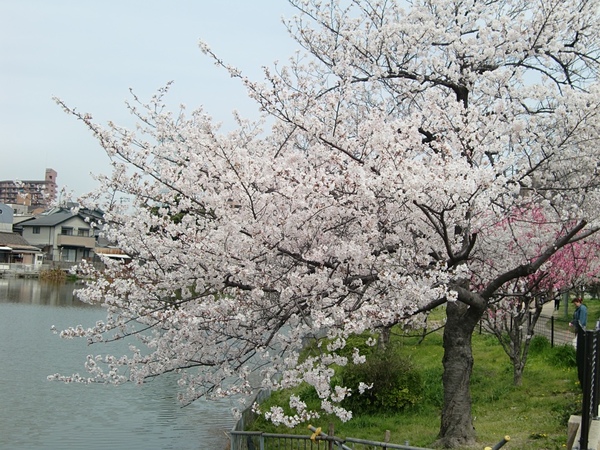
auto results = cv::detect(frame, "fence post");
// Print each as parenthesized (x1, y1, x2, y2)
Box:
(579, 330, 598, 450)
(329, 423, 335, 450)
(550, 316, 554, 348)
(383, 430, 390, 450)
(595, 330, 600, 418)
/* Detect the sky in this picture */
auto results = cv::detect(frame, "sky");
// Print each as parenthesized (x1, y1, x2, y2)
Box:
(0, 0, 299, 197)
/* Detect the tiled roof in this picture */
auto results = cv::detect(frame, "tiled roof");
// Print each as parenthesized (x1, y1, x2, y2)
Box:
(19, 211, 77, 227)
(0, 232, 40, 252)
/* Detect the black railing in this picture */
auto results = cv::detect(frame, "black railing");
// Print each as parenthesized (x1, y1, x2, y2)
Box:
(579, 329, 600, 450)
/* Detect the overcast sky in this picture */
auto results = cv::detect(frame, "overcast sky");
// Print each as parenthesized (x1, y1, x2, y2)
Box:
(0, 0, 298, 197)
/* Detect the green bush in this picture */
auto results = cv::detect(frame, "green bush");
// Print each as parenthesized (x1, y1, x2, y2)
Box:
(529, 335, 551, 354)
(340, 347, 422, 414)
(299, 331, 377, 364)
(547, 344, 576, 368)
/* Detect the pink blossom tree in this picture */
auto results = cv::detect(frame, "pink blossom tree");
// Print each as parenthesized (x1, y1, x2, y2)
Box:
(483, 209, 600, 385)
(52, 0, 600, 447)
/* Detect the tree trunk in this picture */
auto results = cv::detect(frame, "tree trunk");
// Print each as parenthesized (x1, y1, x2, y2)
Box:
(509, 323, 526, 386)
(377, 325, 391, 350)
(437, 299, 485, 448)
(511, 304, 542, 386)
(513, 356, 525, 386)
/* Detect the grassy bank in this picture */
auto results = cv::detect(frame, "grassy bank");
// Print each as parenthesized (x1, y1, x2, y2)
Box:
(250, 325, 583, 449)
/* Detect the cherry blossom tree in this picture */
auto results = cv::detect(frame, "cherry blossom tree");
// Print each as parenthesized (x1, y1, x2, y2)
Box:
(52, 0, 600, 447)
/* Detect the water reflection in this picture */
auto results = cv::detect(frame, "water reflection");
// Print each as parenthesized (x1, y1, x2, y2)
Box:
(0, 277, 93, 307)
(0, 278, 235, 450)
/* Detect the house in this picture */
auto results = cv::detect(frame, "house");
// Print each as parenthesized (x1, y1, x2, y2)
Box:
(0, 203, 42, 265)
(20, 208, 96, 263)
(0, 232, 43, 265)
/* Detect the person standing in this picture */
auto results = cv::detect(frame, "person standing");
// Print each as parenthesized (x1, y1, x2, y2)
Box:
(569, 297, 588, 386)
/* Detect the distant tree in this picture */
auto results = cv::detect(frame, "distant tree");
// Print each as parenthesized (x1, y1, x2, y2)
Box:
(52, 0, 600, 447)
(483, 212, 600, 385)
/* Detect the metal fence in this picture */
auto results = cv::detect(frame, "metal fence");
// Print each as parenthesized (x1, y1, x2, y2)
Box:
(530, 314, 574, 347)
(229, 428, 434, 450)
(228, 389, 437, 450)
(229, 427, 510, 450)
(482, 312, 575, 348)
(579, 329, 600, 450)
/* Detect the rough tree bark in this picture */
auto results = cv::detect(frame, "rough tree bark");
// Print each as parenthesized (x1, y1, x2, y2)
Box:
(438, 299, 486, 448)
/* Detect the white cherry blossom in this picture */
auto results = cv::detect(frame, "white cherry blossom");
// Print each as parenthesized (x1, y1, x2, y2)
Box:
(53, 0, 600, 447)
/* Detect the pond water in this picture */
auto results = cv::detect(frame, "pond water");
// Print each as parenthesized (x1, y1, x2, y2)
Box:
(0, 278, 235, 450)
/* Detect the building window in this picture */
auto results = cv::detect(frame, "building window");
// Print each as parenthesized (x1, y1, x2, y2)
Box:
(33, 226, 40, 234)
(77, 228, 89, 237)
(61, 227, 73, 236)
(61, 248, 76, 262)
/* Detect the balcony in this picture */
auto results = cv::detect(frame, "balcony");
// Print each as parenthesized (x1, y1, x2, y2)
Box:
(57, 235, 95, 249)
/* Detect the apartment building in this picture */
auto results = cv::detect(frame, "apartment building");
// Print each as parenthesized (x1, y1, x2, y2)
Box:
(0, 168, 57, 208)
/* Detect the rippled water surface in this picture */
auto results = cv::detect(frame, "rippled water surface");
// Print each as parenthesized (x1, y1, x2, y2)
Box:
(0, 278, 234, 450)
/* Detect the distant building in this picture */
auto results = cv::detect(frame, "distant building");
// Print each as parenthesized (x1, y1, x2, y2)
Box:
(0, 168, 58, 209)
(0, 203, 11, 234)
(0, 203, 42, 265)
(20, 208, 95, 263)
(7, 203, 29, 216)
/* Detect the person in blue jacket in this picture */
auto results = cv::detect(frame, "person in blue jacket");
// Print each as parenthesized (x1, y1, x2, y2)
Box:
(570, 297, 588, 386)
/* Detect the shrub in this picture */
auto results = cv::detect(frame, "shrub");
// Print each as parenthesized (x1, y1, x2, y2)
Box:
(39, 268, 67, 282)
(299, 331, 377, 364)
(529, 335, 551, 354)
(547, 344, 576, 368)
(340, 347, 422, 414)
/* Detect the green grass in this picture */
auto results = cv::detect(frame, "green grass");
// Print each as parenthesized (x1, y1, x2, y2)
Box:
(249, 329, 581, 449)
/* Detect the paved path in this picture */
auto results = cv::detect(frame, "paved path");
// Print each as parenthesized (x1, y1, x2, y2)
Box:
(536, 301, 576, 347)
